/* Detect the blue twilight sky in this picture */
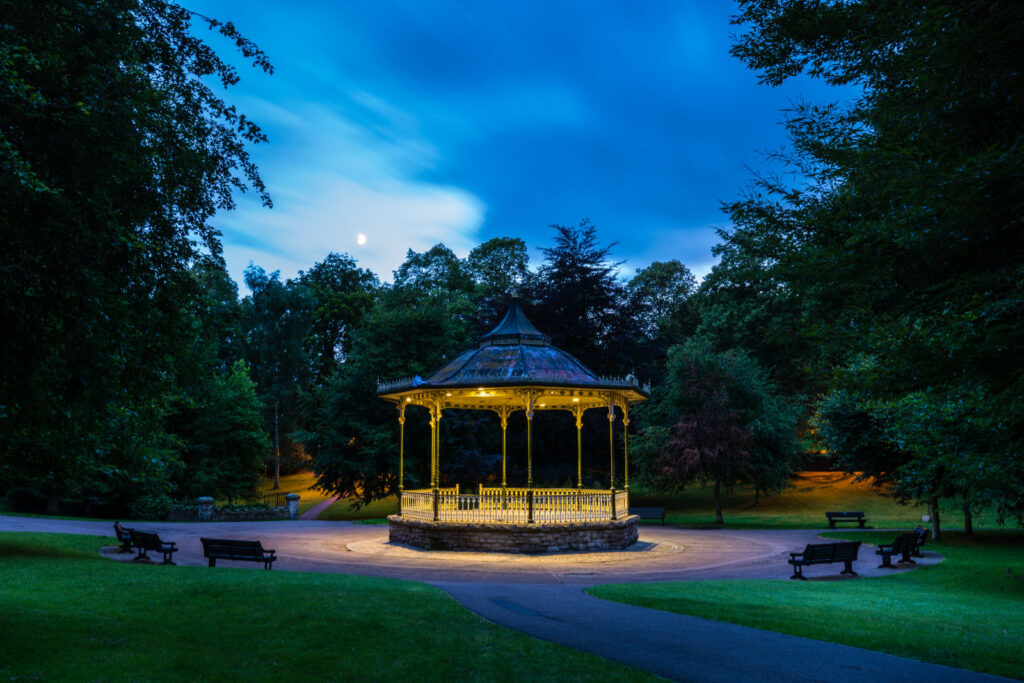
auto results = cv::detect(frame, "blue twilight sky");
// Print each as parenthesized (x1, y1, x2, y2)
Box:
(187, 0, 851, 289)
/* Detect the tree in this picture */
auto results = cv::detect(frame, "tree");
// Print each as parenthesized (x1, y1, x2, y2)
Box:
(170, 361, 269, 500)
(302, 286, 477, 505)
(528, 220, 636, 374)
(298, 253, 379, 384)
(726, 0, 1024, 521)
(635, 341, 800, 523)
(243, 266, 314, 489)
(627, 260, 697, 344)
(393, 244, 472, 294)
(466, 237, 533, 324)
(0, 1, 271, 507)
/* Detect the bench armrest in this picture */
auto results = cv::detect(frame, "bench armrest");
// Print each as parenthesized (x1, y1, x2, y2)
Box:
(266, 549, 276, 558)
(789, 552, 804, 559)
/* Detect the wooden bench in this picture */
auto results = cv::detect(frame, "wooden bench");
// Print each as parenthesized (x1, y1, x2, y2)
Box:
(876, 532, 917, 568)
(113, 522, 134, 553)
(201, 538, 277, 570)
(630, 507, 666, 525)
(789, 541, 861, 579)
(131, 531, 178, 565)
(825, 511, 867, 528)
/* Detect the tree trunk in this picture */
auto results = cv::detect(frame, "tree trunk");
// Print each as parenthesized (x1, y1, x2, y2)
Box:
(273, 400, 280, 490)
(963, 494, 973, 535)
(753, 486, 761, 507)
(929, 496, 942, 542)
(713, 477, 723, 524)
(46, 494, 60, 515)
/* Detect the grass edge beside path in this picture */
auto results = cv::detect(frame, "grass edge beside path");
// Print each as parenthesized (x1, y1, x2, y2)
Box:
(0, 532, 656, 682)
(588, 531, 1024, 680)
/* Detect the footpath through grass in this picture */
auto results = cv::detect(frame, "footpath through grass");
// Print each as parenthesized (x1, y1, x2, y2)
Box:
(0, 532, 653, 682)
(629, 471, 1004, 529)
(258, 471, 335, 516)
(589, 531, 1024, 679)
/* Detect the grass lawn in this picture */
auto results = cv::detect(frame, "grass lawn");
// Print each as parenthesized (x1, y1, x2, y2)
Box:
(589, 531, 1024, 679)
(317, 495, 399, 521)
(629, 471, 1002, 530)
(0, 532, 653, 682)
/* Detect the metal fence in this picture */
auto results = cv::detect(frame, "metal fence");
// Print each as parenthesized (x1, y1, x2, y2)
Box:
(400, 487, 630, 524)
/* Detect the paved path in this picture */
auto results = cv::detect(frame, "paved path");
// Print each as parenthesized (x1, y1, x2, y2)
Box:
(0, 515, 1007, 682)
(299, 494, 340, 520)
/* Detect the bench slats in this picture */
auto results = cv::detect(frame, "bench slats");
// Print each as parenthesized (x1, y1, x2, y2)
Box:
(201, 537, 276, 569)
(788, 541, 861, 579)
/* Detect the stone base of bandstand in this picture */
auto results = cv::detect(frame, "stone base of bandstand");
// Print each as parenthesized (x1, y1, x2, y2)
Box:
(387, 515, 639, 553)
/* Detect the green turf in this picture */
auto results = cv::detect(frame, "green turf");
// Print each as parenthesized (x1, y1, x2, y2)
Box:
(589, 531, 1024, 679)
(0, 532, 653, 682)
(629, 471, 1003, 530)
(317, 495, 400, 521)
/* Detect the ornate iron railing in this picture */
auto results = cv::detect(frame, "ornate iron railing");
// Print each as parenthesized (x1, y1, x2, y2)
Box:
(399, 487, 630, 524)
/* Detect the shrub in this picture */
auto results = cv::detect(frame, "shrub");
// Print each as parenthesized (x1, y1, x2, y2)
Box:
(129, 494, 173, 520)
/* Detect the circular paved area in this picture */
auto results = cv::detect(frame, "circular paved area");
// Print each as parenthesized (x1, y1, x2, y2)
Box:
(0, 516, 940, 583)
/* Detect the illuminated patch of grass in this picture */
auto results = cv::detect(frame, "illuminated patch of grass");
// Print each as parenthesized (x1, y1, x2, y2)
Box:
(630, 471, 1000, 530)
(0, 533, 654, 682)
(317, 495, 399, 521)
(589, 531, 1024, 679)
(259, 471, 334, 515)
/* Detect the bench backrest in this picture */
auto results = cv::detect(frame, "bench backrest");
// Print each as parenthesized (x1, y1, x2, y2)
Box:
(201, 537, 266, 559)
(630, 507, 665, 518)
(132, 531, 164, 549)
(892, 533, 916, 554)
(802, 541, 861, 562)
(826, 511, 865, 518)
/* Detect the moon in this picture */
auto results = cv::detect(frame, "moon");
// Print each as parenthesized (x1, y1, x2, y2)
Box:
(357, 233, 367, 245)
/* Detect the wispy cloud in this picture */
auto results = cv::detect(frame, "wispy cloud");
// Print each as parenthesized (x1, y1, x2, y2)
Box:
(213, 94, 484, 287)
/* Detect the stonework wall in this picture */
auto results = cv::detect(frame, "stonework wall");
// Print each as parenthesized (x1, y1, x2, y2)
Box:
(388, 515, 639, 552)
(167, 505, 289, 522)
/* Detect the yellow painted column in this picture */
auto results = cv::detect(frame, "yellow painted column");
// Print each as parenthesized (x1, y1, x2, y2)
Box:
(572, 405, 585, 489)
(435, 406, 443, 487)
(395, 404, 406, 516)
(398, 405, 406, 494)
(430, 407, 439, 521)
(622, 404, 630, 492)
(500, 408, 509, 488)
(525, 394, 535, 524)
(608, 400, 616, 520)
(608, 402, 616, 490)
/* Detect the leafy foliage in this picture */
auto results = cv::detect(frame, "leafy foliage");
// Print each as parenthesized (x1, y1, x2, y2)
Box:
(726, 0, 1024, 522)
(0, 1, 272, 508)
(636, 341, 800, 523)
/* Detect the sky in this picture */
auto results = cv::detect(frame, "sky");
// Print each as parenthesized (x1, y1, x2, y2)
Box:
(187, 0, 851, 290)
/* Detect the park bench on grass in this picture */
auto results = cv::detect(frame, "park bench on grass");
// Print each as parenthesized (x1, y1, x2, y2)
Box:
(825, 511, 868, 528)
(113, 522, 134, 553)
(630, 507, 666, 525)
(789, 541, 861, 580)
(876, 532, 917, 568)
(201, 538, 277, 570)
(131, 531, 178, 565)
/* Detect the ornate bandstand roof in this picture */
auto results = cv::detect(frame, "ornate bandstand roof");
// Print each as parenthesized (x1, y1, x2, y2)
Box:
(377, 300, 649, 412)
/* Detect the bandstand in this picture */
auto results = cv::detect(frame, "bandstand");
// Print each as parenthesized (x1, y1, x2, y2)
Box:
(378, 300, 649, 552)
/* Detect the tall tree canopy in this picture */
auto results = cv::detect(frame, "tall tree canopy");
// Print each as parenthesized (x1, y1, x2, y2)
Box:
(0, 0, 273, 508)
(726, 0, 1024, 521)
(635, 341, 800, 523)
